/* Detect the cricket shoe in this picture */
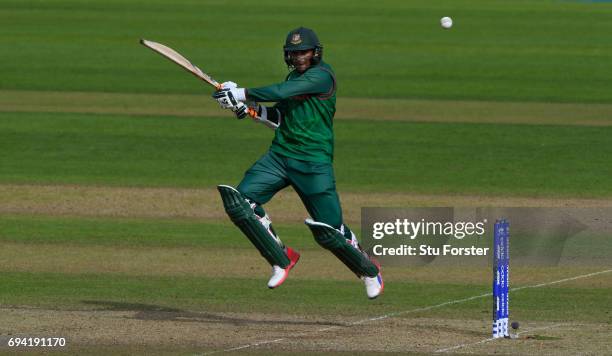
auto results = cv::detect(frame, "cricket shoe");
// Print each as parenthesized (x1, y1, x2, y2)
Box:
(362, 257, 384, 299)
(267, 247, 300, 289)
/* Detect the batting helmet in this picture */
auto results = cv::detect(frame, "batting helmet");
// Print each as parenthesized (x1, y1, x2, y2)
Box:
(283, 27, 323, 67)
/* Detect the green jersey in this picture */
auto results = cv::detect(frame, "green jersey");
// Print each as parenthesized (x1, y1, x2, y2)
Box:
(246, 61, 336, 163)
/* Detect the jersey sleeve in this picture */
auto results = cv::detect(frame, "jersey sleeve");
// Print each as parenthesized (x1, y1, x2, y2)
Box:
(246, 68, 333, 102)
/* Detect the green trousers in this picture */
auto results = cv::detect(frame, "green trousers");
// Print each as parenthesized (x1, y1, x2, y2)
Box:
(233, 150, 379, 277)
(237, 150, 343, 229)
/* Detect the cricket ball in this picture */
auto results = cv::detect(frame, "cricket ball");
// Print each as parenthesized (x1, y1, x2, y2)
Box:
(440, 16, 453, 29)
(511, 321, 520, 330)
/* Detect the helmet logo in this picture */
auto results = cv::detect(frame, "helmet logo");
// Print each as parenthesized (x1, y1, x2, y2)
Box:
(290, 33, 302, 45)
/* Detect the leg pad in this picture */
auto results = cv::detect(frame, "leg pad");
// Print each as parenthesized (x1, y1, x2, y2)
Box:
(218, 185, 289, 267)
(305, 219, 378, 277)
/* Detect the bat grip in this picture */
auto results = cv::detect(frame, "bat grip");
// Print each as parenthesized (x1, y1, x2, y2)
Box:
(247, 107, 259, 120)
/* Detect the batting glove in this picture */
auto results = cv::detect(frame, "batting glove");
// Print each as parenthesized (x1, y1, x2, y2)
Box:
(221, 81, 238, 89)
(212, 88, 247, 110)
(233, 102, 259, 120)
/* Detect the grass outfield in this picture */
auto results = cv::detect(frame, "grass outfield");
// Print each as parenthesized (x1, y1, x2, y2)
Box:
(0, 215, 310, 248)
(1, 0, 612, 103)
(3, 90, 612, 126)
(2, 111, 611, 197)
(1, 272, 610, 323)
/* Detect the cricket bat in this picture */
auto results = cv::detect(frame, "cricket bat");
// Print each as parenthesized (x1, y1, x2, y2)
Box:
(140, 39, 257, 119)
(140, 39, 222, 90)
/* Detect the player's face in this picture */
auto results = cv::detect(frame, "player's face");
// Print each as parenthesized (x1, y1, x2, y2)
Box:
(290, 49, 314, 72)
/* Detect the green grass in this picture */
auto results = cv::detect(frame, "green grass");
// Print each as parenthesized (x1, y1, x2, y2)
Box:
(0, 215, 319, 249)
(0, 271, 479, 317)
(1, 214, 610, 325)
(1, 111, 611, 197)
(3, 215, 609, 268)
(1, 0, 612, 102)
(0, 271, 609, 323)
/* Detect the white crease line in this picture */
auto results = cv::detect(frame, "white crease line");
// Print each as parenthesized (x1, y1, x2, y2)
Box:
(435, 323, 567, 353)
(221, 338, 285, 353)
(435, 337, 496, 353)
(511, 269, 612, 291)
(201, 268, 612, 355)
(515, 323, 569, 337)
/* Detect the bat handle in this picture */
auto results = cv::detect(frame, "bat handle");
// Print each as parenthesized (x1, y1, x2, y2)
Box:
(247, 107, 259, 120)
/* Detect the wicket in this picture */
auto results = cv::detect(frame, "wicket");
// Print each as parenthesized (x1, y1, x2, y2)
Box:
(493, 219, 510, 338)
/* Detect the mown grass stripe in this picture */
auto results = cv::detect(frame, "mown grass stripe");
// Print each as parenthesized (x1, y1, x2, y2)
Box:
(1, 90, 611, 126)
(2, 1, 612, 103)
(0, 215, 315, 249)
(1, 112, 611, 197)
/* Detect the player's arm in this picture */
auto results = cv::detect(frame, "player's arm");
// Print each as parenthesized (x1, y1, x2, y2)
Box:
(246, 69, 333, 102)
(212, 81, 284, 129)
(213, 70, 331, 103)
(212, 69, 331, 127)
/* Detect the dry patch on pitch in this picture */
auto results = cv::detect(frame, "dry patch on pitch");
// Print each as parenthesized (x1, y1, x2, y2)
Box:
(3, 184, 612, 225)
(1, 307, 609, 354)
(2, 90, 612, 126)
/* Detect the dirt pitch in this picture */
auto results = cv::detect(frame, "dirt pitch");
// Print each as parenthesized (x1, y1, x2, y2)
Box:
(1, 305, 611, 355)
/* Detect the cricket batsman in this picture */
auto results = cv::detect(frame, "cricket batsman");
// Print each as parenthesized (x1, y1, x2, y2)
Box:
(212, 27, 383, 299)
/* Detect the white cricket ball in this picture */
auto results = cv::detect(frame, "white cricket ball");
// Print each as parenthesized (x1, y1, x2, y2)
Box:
(440, 16, 453, 29)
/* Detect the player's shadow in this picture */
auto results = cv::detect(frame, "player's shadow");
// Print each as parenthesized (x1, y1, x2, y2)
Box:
(82, 300, 347, 327)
